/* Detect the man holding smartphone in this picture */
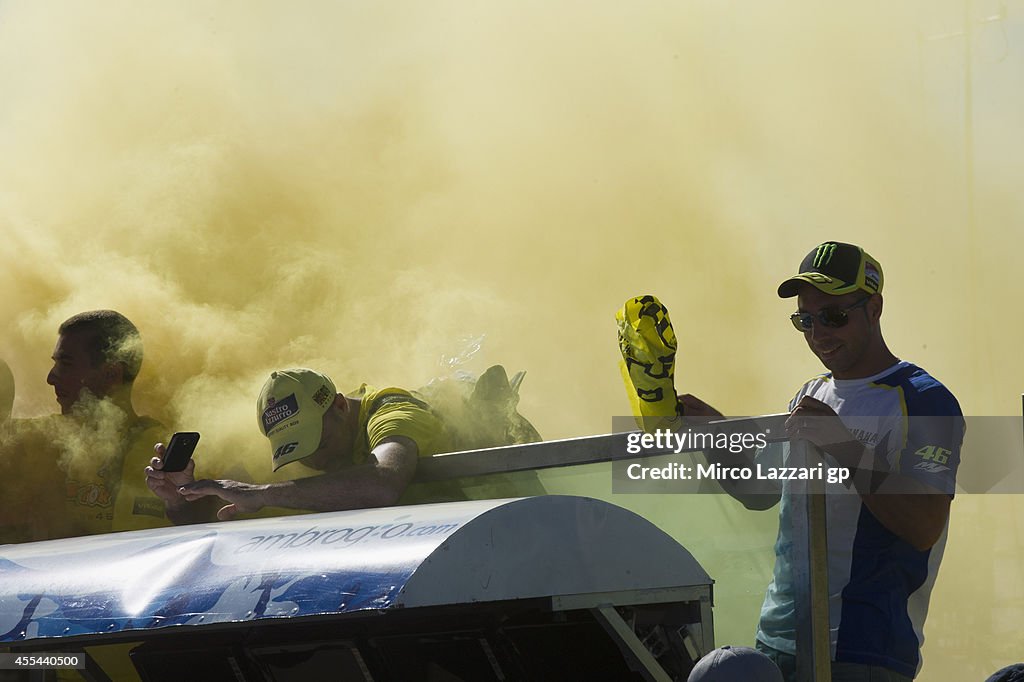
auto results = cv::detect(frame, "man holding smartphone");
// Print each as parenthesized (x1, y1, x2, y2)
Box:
(147, 366, 541, 520)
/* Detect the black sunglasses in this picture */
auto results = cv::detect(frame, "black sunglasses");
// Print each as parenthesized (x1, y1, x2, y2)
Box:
(790, 296, 871, 332)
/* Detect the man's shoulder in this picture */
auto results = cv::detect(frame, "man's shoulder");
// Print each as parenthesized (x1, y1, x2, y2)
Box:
(872, 362, 963, 417)
(361, 387, 450, 459)
(126, 414, 166, 445)
(361, 385, 441, 433)
(117, 415, 167, 472)
(360, 386, 433, 425)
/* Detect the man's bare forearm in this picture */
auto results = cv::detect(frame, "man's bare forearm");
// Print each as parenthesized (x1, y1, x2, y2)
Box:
(255, 463, 410, 512)
(860, 489, 950, 551)
(178, 437, 420, 518)
(826, 441, 950, 551)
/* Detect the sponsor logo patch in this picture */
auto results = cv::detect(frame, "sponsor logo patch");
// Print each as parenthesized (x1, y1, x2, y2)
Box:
(312, 384, 332, 407)
(864, 261, 880, 291)
(262, 393, 299, 434)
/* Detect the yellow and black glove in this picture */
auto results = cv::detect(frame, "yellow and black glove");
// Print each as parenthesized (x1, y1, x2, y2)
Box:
(616, 295, 683, 432)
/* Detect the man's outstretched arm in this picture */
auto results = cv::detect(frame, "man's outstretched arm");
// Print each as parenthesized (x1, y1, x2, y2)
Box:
(177, 436, 419, 521)
(678, 394, 783, 510)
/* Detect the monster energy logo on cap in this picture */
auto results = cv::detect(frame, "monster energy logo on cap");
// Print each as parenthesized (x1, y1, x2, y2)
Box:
(812, 242, 838, 268)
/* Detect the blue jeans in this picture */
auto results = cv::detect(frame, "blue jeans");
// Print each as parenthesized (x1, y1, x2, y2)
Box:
(755, 640, 914, 682)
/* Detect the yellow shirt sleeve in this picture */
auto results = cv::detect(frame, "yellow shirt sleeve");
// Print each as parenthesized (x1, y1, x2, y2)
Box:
(363, 394, 453, 459)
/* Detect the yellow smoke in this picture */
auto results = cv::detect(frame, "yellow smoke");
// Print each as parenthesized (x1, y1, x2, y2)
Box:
(0, 1, 1021, 678)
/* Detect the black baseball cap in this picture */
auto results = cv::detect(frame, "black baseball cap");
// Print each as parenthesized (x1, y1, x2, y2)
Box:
(777, 241, 884, 298)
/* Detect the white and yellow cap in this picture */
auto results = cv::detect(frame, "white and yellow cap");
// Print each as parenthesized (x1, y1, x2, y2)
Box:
(257, 368, 337, 471)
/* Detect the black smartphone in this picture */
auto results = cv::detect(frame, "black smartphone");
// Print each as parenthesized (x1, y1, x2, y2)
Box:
(162, 431, 200, 472)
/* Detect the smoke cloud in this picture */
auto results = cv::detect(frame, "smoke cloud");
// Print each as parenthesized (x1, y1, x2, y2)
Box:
(0, 1, 1021, 677)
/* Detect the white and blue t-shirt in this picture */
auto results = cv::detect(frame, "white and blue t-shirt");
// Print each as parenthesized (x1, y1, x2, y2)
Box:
(755, 361, 964, 678)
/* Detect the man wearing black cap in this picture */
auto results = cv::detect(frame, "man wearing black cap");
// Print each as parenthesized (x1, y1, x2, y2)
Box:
(681, 242, 964, 681)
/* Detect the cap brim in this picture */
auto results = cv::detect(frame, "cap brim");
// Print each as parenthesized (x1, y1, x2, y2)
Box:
(269, 418, 323, 471)
(777, 273, 860, 298)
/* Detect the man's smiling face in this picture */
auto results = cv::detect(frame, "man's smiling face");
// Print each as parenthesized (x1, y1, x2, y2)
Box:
(795, 285, 880, 380)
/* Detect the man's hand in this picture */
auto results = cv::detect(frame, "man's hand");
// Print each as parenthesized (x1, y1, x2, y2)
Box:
(145, 442, 197, 509)
(677, 394, 724, 419)
(784, 396, 864, 467)
(178, 479, 268, 521)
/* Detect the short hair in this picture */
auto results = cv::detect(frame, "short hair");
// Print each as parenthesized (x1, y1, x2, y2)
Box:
(58, 310, 144, 383)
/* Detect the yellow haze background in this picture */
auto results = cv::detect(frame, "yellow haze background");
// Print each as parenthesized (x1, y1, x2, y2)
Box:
(0, 1, 1021, 678)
